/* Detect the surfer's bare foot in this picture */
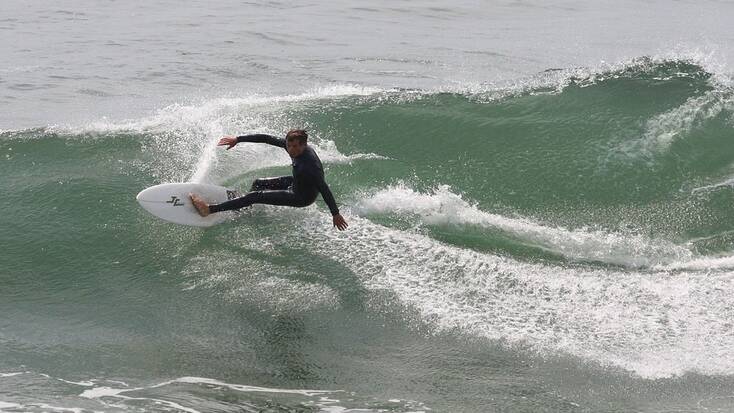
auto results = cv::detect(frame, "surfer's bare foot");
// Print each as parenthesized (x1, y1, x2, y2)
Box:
(189, 193, 210, 217)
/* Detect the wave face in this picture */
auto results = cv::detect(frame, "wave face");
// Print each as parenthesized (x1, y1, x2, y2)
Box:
(3, 57, 734, 411)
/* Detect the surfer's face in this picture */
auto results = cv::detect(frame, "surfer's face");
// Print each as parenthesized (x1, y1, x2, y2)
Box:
(286, 139, 307, 158)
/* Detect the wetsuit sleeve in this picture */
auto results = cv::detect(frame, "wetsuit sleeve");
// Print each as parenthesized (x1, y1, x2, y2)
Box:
(236, 134, 286, 148)
(315, 175, 340, 216)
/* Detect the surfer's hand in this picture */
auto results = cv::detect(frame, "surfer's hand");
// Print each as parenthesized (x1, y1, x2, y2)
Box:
(218, 136, 238, 150)
(333, 214, 348, 231)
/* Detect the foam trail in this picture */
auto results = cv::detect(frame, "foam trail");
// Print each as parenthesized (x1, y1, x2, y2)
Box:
(80, 375, 338, 413)
(39, 373, 94, 387)
(640, 89, 734, 153)
(692, 176, 734, 194)
(80, 377, 334, 399)
(173, 377, 333, 396)
(6, 372, 422, 412)
(353, 184, 693, 268)
(2, 403, 87, 413)
(658, 254, 734, 271)
(82, 386, 200, 413)
(271, 210, 734, 379)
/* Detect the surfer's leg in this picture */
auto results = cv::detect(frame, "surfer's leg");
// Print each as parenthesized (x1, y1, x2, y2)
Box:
(209, 190, 307, 213)
(250, 176, 293, 191)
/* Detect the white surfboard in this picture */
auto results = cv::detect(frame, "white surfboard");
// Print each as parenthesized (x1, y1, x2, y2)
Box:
(136, 183, 241, 227)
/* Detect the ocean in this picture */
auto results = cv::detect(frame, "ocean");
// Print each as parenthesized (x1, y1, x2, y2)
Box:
(2, 1, 734, 411)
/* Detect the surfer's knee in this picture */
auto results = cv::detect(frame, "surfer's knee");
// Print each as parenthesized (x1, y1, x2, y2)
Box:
(298, 194, 317, 208)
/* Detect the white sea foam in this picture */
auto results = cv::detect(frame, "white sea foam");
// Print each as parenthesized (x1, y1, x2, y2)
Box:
(657, 254, 734, 271)
(172, 376, 332, 396)
(691, 176, 734, 194)
(0, 401, 90, 413)
(605, 48, 734, 155)
(3, 371, 419, 413)
(40, 373, 94, 387)
(189, 123, 224, 183)
(176, 179, 734, 383)
(80, 375, 338, 413)
(639, 89, 734, 152)
(353, 184, 694, 268)
(269, 209, 734, 379)
(81, 385, 200, 413)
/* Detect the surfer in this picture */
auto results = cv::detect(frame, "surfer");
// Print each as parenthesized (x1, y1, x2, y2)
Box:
(189, 129, 349, 231)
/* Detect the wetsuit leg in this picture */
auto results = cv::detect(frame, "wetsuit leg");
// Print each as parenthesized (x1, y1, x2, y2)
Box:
(209, 189, 308, 213)
(250, 176, 293, 191)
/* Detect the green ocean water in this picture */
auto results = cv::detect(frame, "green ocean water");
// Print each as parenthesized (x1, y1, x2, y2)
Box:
(2, 59, 734, 411)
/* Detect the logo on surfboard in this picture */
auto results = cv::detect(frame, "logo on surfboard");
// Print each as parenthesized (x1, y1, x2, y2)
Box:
(166, 196, 184, 206)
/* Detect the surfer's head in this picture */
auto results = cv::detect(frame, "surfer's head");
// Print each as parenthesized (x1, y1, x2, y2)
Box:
(286, 129, 308, 158)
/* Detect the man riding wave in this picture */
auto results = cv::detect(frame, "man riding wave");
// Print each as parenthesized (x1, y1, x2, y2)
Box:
(189, 129, 348, 230)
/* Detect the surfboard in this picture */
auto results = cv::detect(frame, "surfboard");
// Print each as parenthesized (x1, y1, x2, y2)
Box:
(136, 183, 241, 227)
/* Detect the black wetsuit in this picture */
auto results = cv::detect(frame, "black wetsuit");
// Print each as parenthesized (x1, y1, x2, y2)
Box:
(209, 134, 340, 216)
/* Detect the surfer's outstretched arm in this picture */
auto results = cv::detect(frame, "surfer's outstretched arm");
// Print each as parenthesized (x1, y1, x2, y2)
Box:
(218, 134, 286, 150)
(314, 176, 348, 231)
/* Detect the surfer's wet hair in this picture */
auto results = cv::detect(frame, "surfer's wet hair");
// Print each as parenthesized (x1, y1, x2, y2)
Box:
(286, 129, 308, 144)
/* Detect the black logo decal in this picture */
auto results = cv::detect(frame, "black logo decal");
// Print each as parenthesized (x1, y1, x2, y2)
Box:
(166, 196, 184, 206)
(226, 190, 240, 200)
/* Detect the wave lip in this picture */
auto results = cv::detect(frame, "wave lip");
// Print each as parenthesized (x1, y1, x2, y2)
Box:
(353, 184, 694, 268)
(48, 84, 391, 136)
(439, 50, 729, 99)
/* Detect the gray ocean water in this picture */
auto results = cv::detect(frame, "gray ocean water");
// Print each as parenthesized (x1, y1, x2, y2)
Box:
(3, 1, 734, 412)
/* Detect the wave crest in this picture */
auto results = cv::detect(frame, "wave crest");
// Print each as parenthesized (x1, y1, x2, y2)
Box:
(353, 184, 694, 268)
